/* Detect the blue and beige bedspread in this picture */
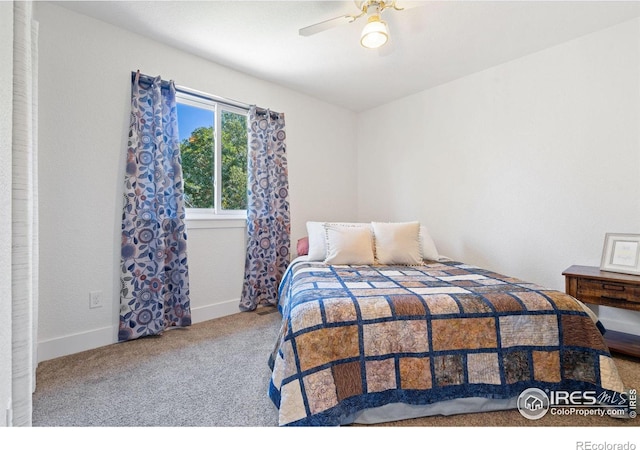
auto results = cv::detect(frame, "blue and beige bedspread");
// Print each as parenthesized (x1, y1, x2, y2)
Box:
(268, 259, 625, 426)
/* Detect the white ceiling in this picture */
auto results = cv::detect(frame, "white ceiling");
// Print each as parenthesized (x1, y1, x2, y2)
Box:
(55, 0, 640, 112)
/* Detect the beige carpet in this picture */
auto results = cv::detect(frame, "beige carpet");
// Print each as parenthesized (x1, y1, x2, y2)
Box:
(33, 307, 639, 427)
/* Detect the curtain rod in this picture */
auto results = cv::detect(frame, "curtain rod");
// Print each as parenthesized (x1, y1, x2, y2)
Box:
(177, 85, 282, 118)
(131, 71, 282, 118)
(175, 83, 251, 113)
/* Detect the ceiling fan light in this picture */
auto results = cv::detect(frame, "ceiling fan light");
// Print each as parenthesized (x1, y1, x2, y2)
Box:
(360, 15, 389, 49)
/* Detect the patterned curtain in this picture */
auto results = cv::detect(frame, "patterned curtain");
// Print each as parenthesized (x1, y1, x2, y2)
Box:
(239, 107, 290, 311)
(119, 72, 192, 341)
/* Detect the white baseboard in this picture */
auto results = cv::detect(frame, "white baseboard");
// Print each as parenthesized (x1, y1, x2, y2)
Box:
(5, 398, 12, 427)
(190, 298, 241, 323)
(589, 304, 640, 336)
(36, 298, 637, 363)
(600, 316, 640, 336)
(37, 298, 241, 363)
(37, 326, 114, 363)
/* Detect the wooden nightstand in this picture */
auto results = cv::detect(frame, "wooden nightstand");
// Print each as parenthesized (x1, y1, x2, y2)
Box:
(563, 265, 640, 358)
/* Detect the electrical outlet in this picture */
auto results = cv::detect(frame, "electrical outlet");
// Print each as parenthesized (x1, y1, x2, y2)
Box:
(89, 290, 103, 309)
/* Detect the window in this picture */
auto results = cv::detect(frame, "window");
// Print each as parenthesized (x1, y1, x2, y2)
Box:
(176, 90, 248, 217)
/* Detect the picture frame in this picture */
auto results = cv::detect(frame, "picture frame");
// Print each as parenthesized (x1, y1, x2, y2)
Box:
(600, 233, 640, 276)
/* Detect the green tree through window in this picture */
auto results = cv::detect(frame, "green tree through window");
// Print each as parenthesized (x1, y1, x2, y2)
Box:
(177, 93, 248, 213)
(180, 126, 214, 208)
(220, 111, 247, 210)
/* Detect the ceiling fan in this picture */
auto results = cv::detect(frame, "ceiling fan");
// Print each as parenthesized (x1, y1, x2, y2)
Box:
(299, 1, 408, 49)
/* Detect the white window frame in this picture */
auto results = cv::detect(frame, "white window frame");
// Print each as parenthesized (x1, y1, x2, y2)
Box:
(176, 90, 248, 222)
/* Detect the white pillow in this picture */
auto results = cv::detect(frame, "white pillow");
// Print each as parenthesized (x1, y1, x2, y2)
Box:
(306, 221, 370, 261)
(306, 221, 327, 261)
(324, 223, 375, 265)
(420, 225, 439, 261)
(372, 221, 422, 265)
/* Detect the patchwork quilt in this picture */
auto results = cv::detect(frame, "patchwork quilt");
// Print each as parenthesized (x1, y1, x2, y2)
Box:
(268, 259, 626, 426)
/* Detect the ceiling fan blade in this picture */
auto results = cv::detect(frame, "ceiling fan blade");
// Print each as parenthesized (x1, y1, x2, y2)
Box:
(299, 15, 355, 37)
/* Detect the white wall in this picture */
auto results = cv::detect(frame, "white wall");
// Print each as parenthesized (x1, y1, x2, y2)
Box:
(357, 18, 640, 334)
(34, 2, 357, 361)
(34, 3, 640, 362)
(0, 0, 14, 427)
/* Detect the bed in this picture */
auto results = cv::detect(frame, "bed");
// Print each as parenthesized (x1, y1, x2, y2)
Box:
(267, 222, 627, 426)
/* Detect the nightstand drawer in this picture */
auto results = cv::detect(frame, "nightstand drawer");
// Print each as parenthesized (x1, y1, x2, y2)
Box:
(577, 278, 640, 304)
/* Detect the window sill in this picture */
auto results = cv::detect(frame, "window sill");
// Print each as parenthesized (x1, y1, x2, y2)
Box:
(185, 214, 246, 230)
